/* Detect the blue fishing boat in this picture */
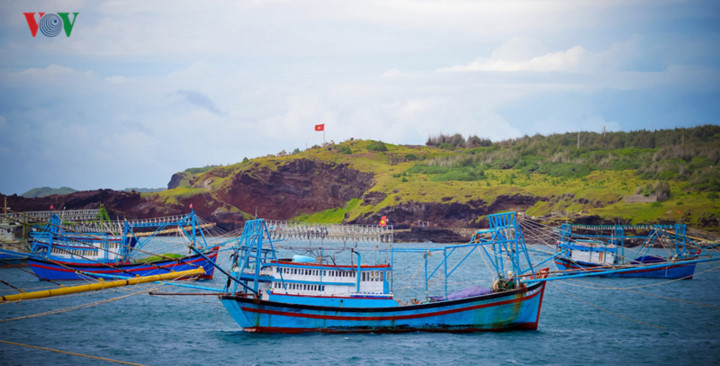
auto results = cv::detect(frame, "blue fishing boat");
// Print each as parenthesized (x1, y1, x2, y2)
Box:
(27, 248, 218, 281)
(0, 249, 28, 267)
(27, 212, 219, 281)
(204, 212, 549, 333)
(554, 223, 700, 279)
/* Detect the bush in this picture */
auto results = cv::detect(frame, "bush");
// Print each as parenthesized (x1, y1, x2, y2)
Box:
(367, 141, 388, 152)
(337, 145, 352, 154)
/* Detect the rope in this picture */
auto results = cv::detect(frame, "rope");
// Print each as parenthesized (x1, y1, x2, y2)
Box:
(0, 285, 163, 322)
(556, 263, 720, 310)
(0, 339, 145, 366)
(395, 253, 427, 299)
(563, 279, 720, 310)
(565, 263, 720, 291)
(551, 283, 666, 329)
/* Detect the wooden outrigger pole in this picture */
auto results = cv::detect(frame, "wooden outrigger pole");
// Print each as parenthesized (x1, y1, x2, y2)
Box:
(0, 267, 205, 302)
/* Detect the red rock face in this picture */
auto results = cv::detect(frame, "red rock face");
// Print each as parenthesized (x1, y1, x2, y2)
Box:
(1, 159, 376, 231)
(0, 164, 547, 242)
(216, 159, 375, 220)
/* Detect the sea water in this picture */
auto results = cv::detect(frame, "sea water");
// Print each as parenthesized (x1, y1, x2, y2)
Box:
(1, 244, 719, 365)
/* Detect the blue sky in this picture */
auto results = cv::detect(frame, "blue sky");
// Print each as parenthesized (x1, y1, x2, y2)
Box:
(1, 0, 718, 195)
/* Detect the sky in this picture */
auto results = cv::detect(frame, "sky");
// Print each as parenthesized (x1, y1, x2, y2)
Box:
(0, 0, 719, 195)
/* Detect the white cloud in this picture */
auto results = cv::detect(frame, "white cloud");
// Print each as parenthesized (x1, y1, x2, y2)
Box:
(440, 35, 642, 73)
(0, 0, 717, 194)
(381, 68, 412, 78)
(10, 64, 95, 80)
(104, 75, 128, 84)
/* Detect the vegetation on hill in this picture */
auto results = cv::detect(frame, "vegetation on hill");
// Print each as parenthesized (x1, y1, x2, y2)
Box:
(156, 126, 720, 231)
(123, 187, 165, 193)
(22, 187, 77, 198)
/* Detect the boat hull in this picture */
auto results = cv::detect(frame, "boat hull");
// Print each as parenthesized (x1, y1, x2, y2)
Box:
(554, 256, 696, 279)
(220, 281, 546, 333)
(28, 248, 219, 281)
(0, 250, 30, 267)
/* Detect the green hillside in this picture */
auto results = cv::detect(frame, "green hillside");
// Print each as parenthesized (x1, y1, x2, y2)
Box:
(154, 125, 720, 231)
(22, 186, 78, 198)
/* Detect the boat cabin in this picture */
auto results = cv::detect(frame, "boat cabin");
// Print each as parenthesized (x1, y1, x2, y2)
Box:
(268, 259, 390, 297)
(31, 232, 127, 263)
(560, 239, 616, 265)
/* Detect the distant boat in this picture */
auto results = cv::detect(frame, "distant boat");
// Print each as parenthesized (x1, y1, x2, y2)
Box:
(27, 212, 219, 281)
(214, 212, 550, 333)
(0, 246, 29, 267)
(28, 248, 218, 281)
(554, 223, 700, 279)
(0, 220, 30, 266)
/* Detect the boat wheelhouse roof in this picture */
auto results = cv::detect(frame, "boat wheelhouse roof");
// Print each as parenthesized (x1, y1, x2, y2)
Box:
(272, 260, 391, 270)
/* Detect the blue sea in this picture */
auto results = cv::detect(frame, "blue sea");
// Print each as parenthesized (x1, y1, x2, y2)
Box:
(1, 244, 720, 366)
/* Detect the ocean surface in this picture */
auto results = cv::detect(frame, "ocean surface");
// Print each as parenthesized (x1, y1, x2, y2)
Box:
(1, 243, 720, 366)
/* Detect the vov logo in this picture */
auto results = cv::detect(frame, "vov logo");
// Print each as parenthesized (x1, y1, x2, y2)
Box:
(24, 12, 79, 37)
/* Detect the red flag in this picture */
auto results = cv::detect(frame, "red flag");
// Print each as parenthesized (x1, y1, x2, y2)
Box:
(315, 124, 325, 131)
(50, 204, 54, 210)
(379, 216, 387, 227)
(189, 203, 193, 209)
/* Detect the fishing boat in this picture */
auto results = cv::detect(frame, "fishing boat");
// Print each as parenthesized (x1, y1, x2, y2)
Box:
(0, 206, 120, 266)
(203, 212, 549, 333)
(27, 249, 218, 281)
(0, 246, 29, 267)
(27, 212, 218, 281)
(554, 223, 701, 279)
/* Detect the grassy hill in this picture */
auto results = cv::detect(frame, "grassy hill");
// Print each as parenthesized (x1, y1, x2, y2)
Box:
(21, 186, 78, 198)
(150, 125, 720, 231)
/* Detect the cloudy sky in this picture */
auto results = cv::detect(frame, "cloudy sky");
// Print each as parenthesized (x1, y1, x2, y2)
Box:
(1, 0, 718, 195)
